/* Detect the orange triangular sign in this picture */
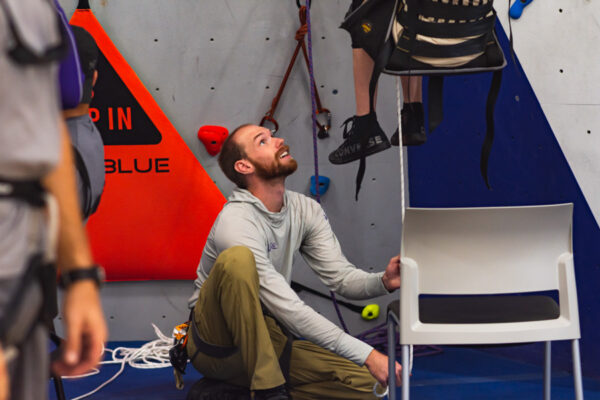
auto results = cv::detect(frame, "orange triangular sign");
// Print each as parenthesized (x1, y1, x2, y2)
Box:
(71, 6, 226, 280)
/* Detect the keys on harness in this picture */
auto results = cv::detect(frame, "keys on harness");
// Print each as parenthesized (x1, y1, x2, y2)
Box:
(169, 321, 190, 390)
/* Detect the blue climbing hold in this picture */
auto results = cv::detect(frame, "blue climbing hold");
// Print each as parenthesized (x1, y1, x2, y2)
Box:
(310, 175, 330, 196)
(509, 0, 534, 19)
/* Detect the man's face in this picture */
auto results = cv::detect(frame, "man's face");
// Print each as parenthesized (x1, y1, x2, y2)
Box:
(236, 125, 298, 181)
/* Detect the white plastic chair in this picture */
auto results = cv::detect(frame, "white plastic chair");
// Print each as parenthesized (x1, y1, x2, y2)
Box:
(387, 204, 583, 400)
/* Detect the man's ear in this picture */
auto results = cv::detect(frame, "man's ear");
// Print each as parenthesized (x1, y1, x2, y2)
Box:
(92, 70, 98, 87)
(234, 159, 253, 175)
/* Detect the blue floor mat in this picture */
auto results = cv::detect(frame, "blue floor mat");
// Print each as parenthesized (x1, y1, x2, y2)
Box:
(49, 341, 202, 400)
(394, 347, 600, 400)
(50, 342, 600, 400)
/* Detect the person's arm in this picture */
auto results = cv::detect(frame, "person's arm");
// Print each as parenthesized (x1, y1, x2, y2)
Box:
(365, 348, 402, 388)
(300, 198, 395, 298)
(43, 118, 107, 376)
(0, 346, 7, 400)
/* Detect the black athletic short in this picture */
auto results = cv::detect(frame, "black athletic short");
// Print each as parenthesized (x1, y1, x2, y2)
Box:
(347, 0, 364, 48)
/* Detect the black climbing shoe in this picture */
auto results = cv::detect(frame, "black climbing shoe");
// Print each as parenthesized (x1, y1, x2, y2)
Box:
(254, 384, 291, 400)
(328, 113, 391, 164)
(186, 377, 251, 400)
(391, 102, 427, 146)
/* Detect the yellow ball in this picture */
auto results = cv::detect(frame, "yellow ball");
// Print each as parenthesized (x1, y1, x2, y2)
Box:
(361, 304, 380, 320)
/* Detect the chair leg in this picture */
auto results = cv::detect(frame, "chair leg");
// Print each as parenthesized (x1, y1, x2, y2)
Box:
(388, 319, 397, 400)
(544, 341, 551, 400)
(402, 344, 410, 400)
(572, 339, 584, 400)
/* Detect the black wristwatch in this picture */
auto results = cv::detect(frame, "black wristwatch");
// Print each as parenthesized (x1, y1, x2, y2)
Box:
(59, 265, 105, 289)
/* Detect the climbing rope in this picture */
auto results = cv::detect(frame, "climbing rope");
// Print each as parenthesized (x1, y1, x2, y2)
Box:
(260, 3, 331, 138)
(303, 0, 350, 333)
(63, 324, 173, 400)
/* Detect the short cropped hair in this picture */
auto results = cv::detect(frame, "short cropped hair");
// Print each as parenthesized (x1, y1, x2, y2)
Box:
(218, 124, 252, 189)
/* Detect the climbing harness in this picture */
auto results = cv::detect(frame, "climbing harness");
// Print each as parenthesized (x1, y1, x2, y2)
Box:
(340, 0, 507, 198)
(0, 179, 46, 207)
(0, 180, 60, 379)
(260, 3, 331, 138)
(0, 0, 68, 66)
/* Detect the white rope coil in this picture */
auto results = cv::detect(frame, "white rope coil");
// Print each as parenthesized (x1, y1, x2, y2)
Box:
(65, 323, 174, 400)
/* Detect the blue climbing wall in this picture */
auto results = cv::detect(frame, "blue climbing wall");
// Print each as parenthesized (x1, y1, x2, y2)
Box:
(407, 21, 600, 377)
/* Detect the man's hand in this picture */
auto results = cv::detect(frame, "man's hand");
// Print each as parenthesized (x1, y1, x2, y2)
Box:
(0, 345, 8, 400)
(382, 255, 401, 291)
(364, 349, 402, 388)
(52, 281, 107, 376)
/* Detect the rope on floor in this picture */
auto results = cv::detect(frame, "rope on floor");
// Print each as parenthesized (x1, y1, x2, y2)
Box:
(63, 324, 173, 400)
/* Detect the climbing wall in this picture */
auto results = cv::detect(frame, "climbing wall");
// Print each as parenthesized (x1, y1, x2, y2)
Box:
(56, 0, 600, 379)
(56, 0, 405, 341)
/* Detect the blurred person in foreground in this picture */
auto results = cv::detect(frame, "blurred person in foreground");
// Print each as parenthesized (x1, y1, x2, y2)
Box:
(0, 1, 107, 399)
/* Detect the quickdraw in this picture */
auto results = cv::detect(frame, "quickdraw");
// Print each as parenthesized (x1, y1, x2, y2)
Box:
(169, 320, 190, 390)
(260, 5, 331, 138)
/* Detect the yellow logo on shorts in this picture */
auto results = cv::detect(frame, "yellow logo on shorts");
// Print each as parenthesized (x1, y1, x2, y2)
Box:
(361, 22, 373, 34)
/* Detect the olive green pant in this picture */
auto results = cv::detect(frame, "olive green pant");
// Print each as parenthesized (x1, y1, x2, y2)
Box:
(187, 246, 377, 400)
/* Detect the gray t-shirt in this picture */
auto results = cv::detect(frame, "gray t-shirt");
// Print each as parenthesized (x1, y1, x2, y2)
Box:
(0, 0, 62, 278)
(189, 188, 389, 366)
(0, 0, 61, 180)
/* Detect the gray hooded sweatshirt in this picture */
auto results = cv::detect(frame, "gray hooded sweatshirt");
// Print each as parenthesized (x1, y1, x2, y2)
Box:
(188, 188, 389, 366)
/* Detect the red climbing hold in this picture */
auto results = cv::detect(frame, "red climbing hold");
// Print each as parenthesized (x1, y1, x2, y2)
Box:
(197, 125, 229, 156)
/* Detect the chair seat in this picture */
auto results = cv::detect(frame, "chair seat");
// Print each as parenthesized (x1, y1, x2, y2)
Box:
(388, 295, 560, 324)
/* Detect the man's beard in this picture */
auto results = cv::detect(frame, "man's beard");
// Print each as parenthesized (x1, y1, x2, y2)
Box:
(250, 148, 298, 181)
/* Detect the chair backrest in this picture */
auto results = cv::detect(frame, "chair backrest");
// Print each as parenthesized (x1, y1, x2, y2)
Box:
(401, 204, 573, 295)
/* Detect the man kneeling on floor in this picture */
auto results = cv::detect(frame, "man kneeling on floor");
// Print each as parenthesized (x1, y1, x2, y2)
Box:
(186, 124, 402, 400)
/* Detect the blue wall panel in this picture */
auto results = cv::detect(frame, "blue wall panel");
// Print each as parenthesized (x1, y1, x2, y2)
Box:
(407, 23, 600, 378)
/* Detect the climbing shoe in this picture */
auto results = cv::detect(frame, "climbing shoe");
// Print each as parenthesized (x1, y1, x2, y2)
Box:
(254, 384, 292, 400)
(186, 377, 251, 400)
(328, 112, 391, 164)
(391, 102, 427, 146)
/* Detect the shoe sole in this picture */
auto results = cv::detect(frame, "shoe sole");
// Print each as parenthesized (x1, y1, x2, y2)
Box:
(329, 140, 391, 165)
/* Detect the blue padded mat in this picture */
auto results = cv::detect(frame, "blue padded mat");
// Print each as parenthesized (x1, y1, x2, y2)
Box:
(49, 342, 600, 400)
